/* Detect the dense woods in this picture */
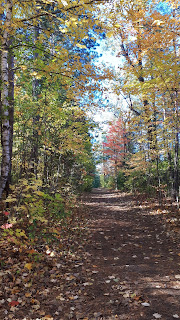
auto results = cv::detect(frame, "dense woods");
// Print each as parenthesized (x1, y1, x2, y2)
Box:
(0, 0, 105, 259)
(98, 0, 180, 205)
(0, 1, 179, 318)
(0, 0, 103, 203)
(0, 0, 179, 219)
(0, 0, 179, 232)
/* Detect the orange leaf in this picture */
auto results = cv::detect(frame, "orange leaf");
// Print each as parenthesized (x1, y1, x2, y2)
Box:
(28, 249, 36, 254)
(25, 292, 32, 297)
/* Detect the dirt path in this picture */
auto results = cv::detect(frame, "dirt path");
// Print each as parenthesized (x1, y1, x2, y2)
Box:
(79, 188, 180, 320)
(1, 188, 180, 320)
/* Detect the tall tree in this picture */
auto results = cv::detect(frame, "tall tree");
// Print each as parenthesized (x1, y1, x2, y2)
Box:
(103, 0, 179, 200)
(103, 118, 127, 190)
(0, 0, 13, 199)
(0, 0, 104, 199)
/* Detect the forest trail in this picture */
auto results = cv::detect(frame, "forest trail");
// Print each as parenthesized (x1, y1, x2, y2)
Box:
(1, 189, 180, 320)
(80, 188, 180, 320)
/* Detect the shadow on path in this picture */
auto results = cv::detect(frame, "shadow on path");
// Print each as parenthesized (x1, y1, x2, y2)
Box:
(81, 188, 180, 320)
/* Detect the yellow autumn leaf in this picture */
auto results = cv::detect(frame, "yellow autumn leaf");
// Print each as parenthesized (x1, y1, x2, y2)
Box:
(5, 197, 17, 203)
(24, 263, 33, 271)
(106, 31, 114, 38)
(59, 27, 67, 33)
(31, 71, 38, 77)
(20, 65, 27, 71)
(152, 20, 164, 26)
(114, 23, 121, 28)
(76, 43, 87, 49)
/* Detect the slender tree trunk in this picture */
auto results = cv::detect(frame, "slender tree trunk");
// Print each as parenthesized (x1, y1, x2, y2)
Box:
(121, 38, 154, 149)
(174, 96, 179, 206)
(43, 92, 48, 186)
(0, 0, 13, 200)
(6, 37, 14, 195)
(31, 23, 40, 178)
(163, 104, 174, 197)
(172, 12, 179, 205)
(114, 157, 118, 190)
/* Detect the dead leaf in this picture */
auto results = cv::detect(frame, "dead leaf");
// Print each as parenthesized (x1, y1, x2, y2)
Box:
(153, 313, 162, 319)
(24, 263, 33, 271)
(141, 302, 150, 306)
(9, 301, 19, 307)
(83, 282, 93, 286)
(25, 292, 32, 298)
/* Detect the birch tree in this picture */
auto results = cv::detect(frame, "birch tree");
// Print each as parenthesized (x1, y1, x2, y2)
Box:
(0, 0, 13, 199)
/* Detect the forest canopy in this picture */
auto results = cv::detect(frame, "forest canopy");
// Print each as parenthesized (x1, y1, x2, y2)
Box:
(0, 0, 179, 211)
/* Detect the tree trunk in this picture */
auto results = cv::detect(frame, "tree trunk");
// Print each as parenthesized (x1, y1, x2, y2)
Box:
(174, 98, 179, 205)
(6, 37, 14, 195)
(0, 0, 13, 200)
(172, 12, 179, 205)
(114, 158, 118, 190)
(31, 23, 40, 178)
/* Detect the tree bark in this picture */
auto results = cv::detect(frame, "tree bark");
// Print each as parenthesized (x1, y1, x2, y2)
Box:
(31, 23, 40, 178)
(0, 0, 13, 200)
(172, 10, 179, 205)
(174, 95, 179, 205)
(6, 37, 14, 196)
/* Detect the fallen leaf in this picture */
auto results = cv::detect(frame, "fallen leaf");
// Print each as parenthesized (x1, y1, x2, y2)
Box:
(24, 263, 33, 271)
(83, 282, 93, 286)
(0, 299, 5, 304)
(9, 301, 19, 307)
(32, 304, 40, 310)
(25, 292, 32, 298)
(28, 249, 36, 254)
(24, 282, 32, 288)
(69, 295, 79, 300)
(141, 302, 150, 307)
(132, 295, 141, 301)
(153, 313, 162, 319)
